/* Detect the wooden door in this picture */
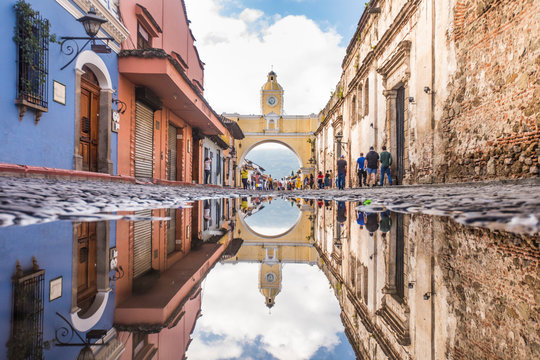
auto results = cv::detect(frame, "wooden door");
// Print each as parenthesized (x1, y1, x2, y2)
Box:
(76, 222, 97, 312)
(80, 66, 100, 172)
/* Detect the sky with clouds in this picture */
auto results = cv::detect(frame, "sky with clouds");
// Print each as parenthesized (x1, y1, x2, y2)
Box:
(244, 198, 301, 236)
(186, 262, 355, 360)
(184, 0, 365, 115)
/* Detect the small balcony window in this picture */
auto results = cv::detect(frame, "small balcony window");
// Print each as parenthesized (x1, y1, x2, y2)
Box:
(137, 22, 151, 49)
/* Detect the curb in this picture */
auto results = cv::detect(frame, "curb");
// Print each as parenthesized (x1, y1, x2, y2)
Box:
(0, 163, 225, 189)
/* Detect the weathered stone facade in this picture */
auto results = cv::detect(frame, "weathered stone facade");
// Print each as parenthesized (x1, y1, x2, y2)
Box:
(315, 0, 539, 185)
(314, 203, 540, 359)
(439, 0, 539, 182)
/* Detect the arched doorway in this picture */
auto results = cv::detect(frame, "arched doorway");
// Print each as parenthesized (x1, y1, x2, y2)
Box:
(71, 221, 110, 332)
(74, 50, 114, 174)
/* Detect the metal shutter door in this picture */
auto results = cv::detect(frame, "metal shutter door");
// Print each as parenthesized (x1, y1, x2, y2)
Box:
(168, 125, 177, 181)
(133, 209, 152, 278)
(135, 102, 154, 179)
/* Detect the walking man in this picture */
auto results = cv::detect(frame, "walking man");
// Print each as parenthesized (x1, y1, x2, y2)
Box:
(365, 146, 379, 187)
(204, 157, 212, 184)
(379, 146, 392, 186)
(356, 152, 367, 187)
(337, 155, 347, 190)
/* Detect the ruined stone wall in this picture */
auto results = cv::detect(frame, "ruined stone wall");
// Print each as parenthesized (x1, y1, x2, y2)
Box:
(438, 0, 540, 182)
(438, 221, 539, 359)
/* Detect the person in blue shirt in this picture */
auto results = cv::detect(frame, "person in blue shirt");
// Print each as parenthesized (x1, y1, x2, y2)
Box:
(356, 210, 365, 230)
(356, 152, 367, 187)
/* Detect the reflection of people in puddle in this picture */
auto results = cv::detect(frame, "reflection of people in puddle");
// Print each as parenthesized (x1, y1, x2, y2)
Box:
(241, 197, 248, 213)
(356, 210, 365, 229)
(365, 212, 379, 236)
(337, 201, 347, 223)
(204, 200, 212, 225)
(379, 210, 392, 238)
(317, 199, 323, 209)
(324, 200, 331, 210)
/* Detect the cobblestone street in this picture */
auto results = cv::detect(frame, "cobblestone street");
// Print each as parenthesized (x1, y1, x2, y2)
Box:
(0, 176, 538, 234)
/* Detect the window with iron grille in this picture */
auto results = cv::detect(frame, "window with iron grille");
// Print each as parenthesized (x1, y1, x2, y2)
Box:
(7, 259, 45, 360)
(14, 1, 51, 112)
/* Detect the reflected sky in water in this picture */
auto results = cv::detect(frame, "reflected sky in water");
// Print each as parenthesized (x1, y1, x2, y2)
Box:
(187, 262, 354, 360)
(1, 193, 538, 360)
(243, 198, 301, 237)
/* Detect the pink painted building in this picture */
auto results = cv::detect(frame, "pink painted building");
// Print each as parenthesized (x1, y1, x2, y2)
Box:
(117, 0, 228, 183)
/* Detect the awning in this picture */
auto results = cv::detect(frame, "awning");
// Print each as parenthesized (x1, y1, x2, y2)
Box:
(114, 242, 225, 330)
(119, 49, 227, 136)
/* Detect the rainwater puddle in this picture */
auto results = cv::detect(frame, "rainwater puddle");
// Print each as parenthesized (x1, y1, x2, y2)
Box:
(0, 197, 538, 359)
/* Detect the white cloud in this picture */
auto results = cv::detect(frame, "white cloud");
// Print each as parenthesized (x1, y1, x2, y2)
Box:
(239, 8, 264, 23)
(184, 0, 344, 115)
(186, 263, 344, 360)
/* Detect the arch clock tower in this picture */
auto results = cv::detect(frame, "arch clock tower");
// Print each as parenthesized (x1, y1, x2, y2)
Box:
(261, 71, 284, 116)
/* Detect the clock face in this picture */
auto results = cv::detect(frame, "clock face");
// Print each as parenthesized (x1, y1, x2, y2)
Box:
(265, 272, 276, 283)
(267, 96, 277, 106)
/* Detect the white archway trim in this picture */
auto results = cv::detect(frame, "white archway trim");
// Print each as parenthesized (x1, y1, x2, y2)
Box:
(75, 50, 113, 90)
(239, 139, 303, 169)
(70, 290, 110, 332)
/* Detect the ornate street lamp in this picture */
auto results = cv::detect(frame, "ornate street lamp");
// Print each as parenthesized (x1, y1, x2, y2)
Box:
(78, 8, 107, 37)
(60, 8, 114, 70)
(334, 132, 348, 157)
(52, 312, 108, 360)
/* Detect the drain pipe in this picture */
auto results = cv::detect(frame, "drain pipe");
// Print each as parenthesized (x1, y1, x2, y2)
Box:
(373, 71, 379, 149)
(430, 2, 437, 360)
(430, 0, 436, 183)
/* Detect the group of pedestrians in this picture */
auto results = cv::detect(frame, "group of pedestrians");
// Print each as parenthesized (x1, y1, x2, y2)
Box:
(316, 171, 334, 189)
(355, 146, 393, 187)
(326, 145, 393, 190)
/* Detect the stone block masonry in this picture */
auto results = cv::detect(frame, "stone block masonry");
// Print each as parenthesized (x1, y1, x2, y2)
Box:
(439, 0, 540, 182)
(437, 219, 539, 359)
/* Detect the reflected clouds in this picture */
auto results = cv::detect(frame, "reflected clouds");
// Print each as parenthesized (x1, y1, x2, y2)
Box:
(187, 263, 349, 360)
(244, 199, 301, 237)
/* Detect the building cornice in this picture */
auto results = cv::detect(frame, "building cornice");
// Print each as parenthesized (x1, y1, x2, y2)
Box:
(57, 0, 129, 44)
(373, 0, 420, 59)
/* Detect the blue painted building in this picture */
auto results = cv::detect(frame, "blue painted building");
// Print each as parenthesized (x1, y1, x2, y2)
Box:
(0, 2, 128, 358)
(0, 0, 129, 174)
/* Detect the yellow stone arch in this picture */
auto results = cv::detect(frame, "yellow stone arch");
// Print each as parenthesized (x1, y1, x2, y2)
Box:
(223, 70, 319, 186)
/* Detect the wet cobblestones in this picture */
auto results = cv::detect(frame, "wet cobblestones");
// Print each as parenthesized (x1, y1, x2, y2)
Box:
(0, 176, 538, 233)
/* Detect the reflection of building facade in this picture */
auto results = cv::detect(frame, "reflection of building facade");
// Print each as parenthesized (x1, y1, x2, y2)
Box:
(314, 202, 540, 359)
(224, 72, 319, 186)
(115, 201, 236, 359)
(1, 220, 122, 359)
(227, 199, 319, 308)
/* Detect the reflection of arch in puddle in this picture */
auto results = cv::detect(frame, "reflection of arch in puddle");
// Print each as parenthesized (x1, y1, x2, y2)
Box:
(239, 204, 302, 239)
(240, 140, 302, 170)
